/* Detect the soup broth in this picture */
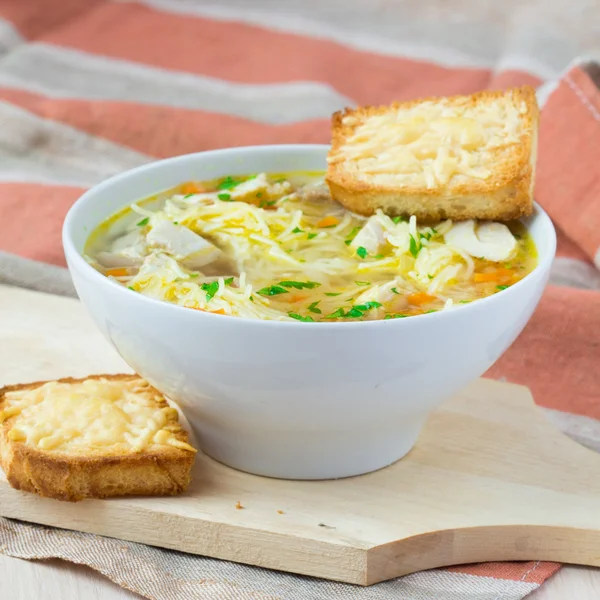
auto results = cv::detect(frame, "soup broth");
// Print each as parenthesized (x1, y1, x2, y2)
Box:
(85, 171, 537, 321)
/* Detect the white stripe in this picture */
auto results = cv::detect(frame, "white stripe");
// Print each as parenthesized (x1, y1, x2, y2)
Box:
(128, 0, 576, 79)
(0, 43, 353, 124)
(0, 17, 23, 56)
(550, 257, 600, 290)
(0, 102, 150, 187)
(543, 408, 600, 453)
(595, 247, 600, 271)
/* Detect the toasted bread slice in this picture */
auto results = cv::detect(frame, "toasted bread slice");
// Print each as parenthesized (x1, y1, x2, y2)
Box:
(0, 374, 196, 502)
(326, 86, 539, 221)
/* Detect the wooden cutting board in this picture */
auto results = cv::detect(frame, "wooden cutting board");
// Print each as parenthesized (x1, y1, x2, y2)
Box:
(1, 284, 600, 586)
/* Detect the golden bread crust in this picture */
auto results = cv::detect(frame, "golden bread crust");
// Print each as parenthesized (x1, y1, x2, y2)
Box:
(326, 86, 539, 221)
(0, 374, 196, 502)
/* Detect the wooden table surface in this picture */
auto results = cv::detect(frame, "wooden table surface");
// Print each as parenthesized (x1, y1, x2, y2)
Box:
(1, 554, 599, 599)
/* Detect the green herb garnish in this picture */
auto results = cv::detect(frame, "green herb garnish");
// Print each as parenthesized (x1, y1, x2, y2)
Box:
(344, 226, 361, 245)
(373, 253, 384, 259)
(292, 227, 304, 234)
(325, 308, 346, 319)
(288, 312, 314, 322)
(136, 217, 149, 227)
(391, 287, 399, 294)
(459, 300, 471, 303)
(128, 286, 135, 291)
(200, 281, 219, 301)
(256, 192, 263, 198)
(324, 292, 341, 297)
(189, 273, 199, 278)
(217, 176, 242, 190)
(496, 285, 509, 291)
(392, 216, 406, 224)
(384, 313, 407, 319)
(356, 246, 368, 259)
(307, 301, 322, 314)
(183, 193, 194, 198)
(173, 221, 179, 225)
(355, 281, 370, 286)
(224, 277, 234, 285)
(425, 309, 437, 314)
(307, 232, 318, 240)
(409, 235, 420, 258)
(279, 280, 321, 290)
(257, 285, 288, 296)
(218, 193, 233, 201)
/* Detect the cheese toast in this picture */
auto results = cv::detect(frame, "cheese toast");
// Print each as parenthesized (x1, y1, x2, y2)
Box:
(326, 86, 539, 221)
(0, 374, 196, 502)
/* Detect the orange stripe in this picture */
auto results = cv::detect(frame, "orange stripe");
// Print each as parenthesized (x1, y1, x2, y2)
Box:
(536, 67, 600, 264)
(555, 226, 592, 262)
(448, 561, 561, 584)
(486, 284, 600, 419)
(0, 0, 102, 39)
(0, 88, 330, 157)
(41, 2, 494, 105)
(0, 183, 84, 266)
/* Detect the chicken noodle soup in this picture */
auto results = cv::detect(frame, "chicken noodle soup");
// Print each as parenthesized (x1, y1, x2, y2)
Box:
(85, 172, 537, 321)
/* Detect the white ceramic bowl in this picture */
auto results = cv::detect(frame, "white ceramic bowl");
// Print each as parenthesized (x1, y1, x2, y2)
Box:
(63, 145, 556, 480)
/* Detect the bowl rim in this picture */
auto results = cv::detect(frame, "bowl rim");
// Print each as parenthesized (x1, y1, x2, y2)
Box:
(63, 144, 557, 330)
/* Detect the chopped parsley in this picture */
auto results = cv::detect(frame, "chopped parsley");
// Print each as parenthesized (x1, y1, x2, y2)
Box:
(325, 301, 381, 319)
(431, 228, 438, 234)
(427, 274, 433, 279)
(307, 232, 318, 240)
(425, 309, 437, 314)
(136, 217, 149, 227)
(183, 193, 195, 198)
(459, 300, 471, 303)
(127, 286, 135, 291)
(392, 216, 407, 224)
(189, 273, 199, 278)
(292, 227, 304, 234)
(257, 285, 288, 296)
(173, 221, 179, 225)
(496, 285, 509, 291)
(307, 301, 322, 314)
(279, 280, 321, 290)
(224, 277, 234, 285)
(218, 193, 233, 201)
(355, 281, 370, 286)
(384, 313, 407, 319)
(324, 292, 341, 297)
(391, 287, 399, 294)
(356, 246, 368, 259)
(344, 226, 361, 246)
(217, 176, 242, 190)
(259, 199, 277, 208)
(200, 281, 219, 301)
(373, 253, 384, 259)
(409, 235, 420, 258)
(419, 232, 432, 242)
(504, 263, 512, 269)
(288, 312, 314, 322)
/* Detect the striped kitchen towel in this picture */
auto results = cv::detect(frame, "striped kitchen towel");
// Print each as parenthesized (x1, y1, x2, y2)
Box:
(0, 1, 598, 599)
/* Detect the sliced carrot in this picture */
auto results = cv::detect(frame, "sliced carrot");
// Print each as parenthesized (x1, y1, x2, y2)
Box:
(473, 272, 498, 283)
(317, 216, 339, 228)
(211, 308, 226, 315)
(179, 182, 204, 195)
(473, 268, 515, 284)
(105, 267, 130, 278)
(407, 292, 436, 306)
